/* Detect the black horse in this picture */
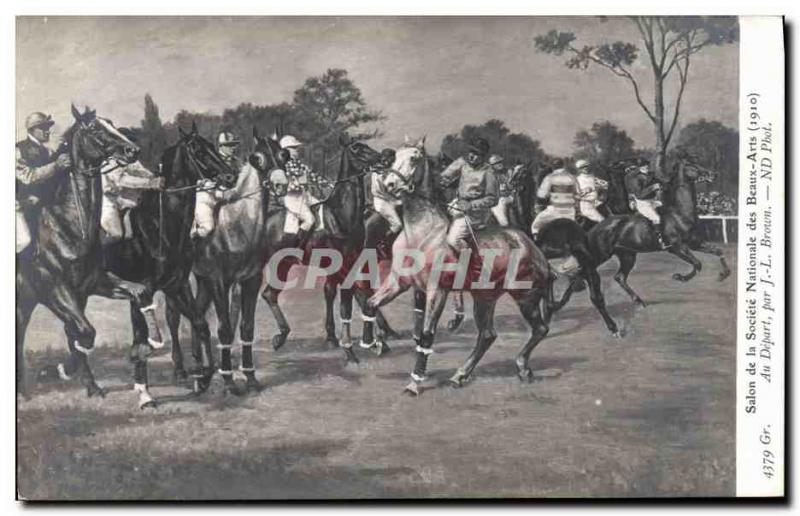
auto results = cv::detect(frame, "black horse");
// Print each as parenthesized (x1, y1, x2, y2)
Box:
(103, 123, 237, 406)
(256, 132, 387, 363)
(579, 158, 731, 308)
(18, 105, 162, 398)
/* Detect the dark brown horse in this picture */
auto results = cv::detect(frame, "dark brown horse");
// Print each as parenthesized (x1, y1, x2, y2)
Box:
(104, 123, 237, 406)
(256, 133, 385, 363)
(577, 158, 731, 308)
(18, 105, 162, 398)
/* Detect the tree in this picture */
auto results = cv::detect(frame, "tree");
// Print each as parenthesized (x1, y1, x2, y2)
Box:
(672, 118, 738, 196)
(573, 121, 636, 166)
(292, 68, 385, 157)
(440, 119, 550, 169)
(534, 17, 738, 174)
(139, 94, 167, 171)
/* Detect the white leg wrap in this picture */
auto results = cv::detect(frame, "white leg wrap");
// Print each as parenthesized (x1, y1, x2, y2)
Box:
(340, 340, 353, 349)
(148, 338, 165, 349)
(133, 383, 148, 393)
(216, 344, 232, 350)
(340, 319, 351, 324)
(74, 341, 93, 355)
(453, 311, 464, 316)
(239, 340, 253, 348)
(410, 372, 427, 383)
(218, 369, 233, 376)
(415, 345, 434, 355)
(361, 314, 377, 322)
(239, 365, 255, 373)
(359, 339, 376, 349)
(57, 363, 71, 381)
(139, 303, 157, 313)
(413, 308, 424, 313)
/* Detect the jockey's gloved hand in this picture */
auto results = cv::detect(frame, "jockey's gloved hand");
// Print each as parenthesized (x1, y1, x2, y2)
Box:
(56, 153, 72, 170)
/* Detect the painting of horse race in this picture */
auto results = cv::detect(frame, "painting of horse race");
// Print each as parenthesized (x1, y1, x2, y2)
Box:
(16, 15, 752, 500)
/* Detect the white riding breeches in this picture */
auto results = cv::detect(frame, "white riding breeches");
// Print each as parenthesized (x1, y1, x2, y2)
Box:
(284, 191, 315, 232)
(634, 199, 661, 225)
(491, 195, 513, 227)
(578, 201, 605, 223)
(16, 204, 30, 254)
(531, 205, 575, 235)
(374, 197, 403, 233)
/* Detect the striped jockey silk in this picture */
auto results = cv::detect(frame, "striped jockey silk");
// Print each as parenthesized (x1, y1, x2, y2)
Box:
(537, 169, 577, 208)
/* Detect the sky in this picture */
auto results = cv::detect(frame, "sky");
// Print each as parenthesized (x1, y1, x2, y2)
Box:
(16, 16, 739, 156)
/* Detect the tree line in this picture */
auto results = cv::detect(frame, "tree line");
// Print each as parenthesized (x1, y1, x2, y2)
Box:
(133, 61, 738, 199)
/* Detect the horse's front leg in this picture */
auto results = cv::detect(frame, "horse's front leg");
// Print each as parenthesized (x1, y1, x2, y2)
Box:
(323, 277, 339, 348)
(262, 261, 292, 350)
(95, 271, 164, 349)
(445, 291, 465, 331)
(128, 302, 157, 409)
(237, 272, 264, 393)
(405, 286, 450, 396)
(693, 240, 731, 281)
(206, 277, 240, 395)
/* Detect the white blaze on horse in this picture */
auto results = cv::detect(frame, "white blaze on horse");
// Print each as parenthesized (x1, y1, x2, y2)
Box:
(366, 139, 555, 395)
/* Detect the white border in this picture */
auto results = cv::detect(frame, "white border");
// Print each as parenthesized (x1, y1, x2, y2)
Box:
(736, 16, 785, 497)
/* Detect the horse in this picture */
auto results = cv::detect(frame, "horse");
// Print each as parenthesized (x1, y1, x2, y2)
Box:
(103, 122, 237, 406)
(366, 141, 555, 395)
(445, 161, 621, 337)
(255, 132, 387, 363)
(573, 158, 732, 309)
(189, 130, 275, 395)
(17, 105, 162, 398)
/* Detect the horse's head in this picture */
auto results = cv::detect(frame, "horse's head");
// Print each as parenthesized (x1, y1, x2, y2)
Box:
(675, 158, 717, 185)
(341, 135, 381, 173)
(382, 136, 427, 197)
(249, 126, 284, 174)
(178, 122, 237, 187)
(66, 104, 139, 165)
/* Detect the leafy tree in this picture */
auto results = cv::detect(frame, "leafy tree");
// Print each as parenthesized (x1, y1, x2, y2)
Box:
(535, 16, 738, 174)
(292, 68, 385, 156)
(440, 118, 550, 169)
(573, 121, 636, 166)
(138, 94, 167, 171)
(672, 118, 738, 195)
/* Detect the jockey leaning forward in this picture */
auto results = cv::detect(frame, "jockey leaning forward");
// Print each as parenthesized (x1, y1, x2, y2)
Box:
(574, 158, 608, 224)
(624, 158, 669, 249)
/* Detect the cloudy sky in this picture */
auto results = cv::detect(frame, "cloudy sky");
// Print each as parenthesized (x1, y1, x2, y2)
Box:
(16, 16, 738, 155)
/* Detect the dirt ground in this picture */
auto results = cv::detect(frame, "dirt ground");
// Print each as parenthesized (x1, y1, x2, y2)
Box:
(17, 249, 737, 500)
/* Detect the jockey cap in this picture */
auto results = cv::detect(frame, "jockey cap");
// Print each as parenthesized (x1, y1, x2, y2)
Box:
(217, 131, 240, 147)
(575, 159, 590, 170)
(488, 154, 504, 166)
(467, 137, 490, 157)
(25, 112, 55, 131)
(279, 135, 303, 149)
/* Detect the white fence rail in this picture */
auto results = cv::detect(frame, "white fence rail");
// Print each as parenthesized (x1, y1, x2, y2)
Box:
(698, 215, 737, 244)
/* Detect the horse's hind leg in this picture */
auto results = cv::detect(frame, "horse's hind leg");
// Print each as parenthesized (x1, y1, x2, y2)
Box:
(693, 241, 731, 281)
(323, 277, 339, 348)
(191, 278, 216, 392)
(206, 277, 239, 395)
(512, 290, 549, 383)
(238, 273, 264, 393)
(262, 261, 292, 351)
(446, 292, 465, 332)
(167, 279, 213, 388)
(354, 288, 399, 341)
(129, 302, 157, 409)
(164, 294, 188, 384)
(449, 296, 498, 387)
(16, 297, 35, 399)
(405, 288, 449, 395)
(614, 251, 646, 307)
(584, 268, 620, 337)
(669, 243, 702, 282)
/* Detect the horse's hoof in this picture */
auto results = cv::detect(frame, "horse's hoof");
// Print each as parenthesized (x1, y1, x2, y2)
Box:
(449, 373, 466, 388)
(86, 383, 107, 398)
(271, 333, 288, 351)
(672, 273, 689, 282)
(516, 368, 533, 383)
(222, 381, 243, 397)
(37, 365, 61, 383)
(139, 399, 158, 410)
(718, 271, 731, 282)
(343, 348, 360, 365)
(373, 340, 390, 356)
(446, 316, 464, 332)
(635, 299, 647, 309)
(404, 381, 422, 396)
(611, 330, 624, 339)
(324, 336, 339, 349)
(245, 377, 263, 393)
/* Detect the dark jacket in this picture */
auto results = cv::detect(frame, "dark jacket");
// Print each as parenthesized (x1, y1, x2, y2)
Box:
(624, 171, 661, 200)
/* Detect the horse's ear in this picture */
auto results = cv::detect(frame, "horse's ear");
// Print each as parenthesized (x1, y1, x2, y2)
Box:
(270, 128, 278, 141)
(404, 134, 411, 146)
(71, 103, 81, 121)
(191, 121, 198, 135)
(417, 135, 426, 148)
(178, 125, 186, 137)
(253, 126, 259, 139)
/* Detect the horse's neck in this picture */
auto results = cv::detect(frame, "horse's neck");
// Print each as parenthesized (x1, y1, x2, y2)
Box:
(402, 194, 448, 246)
(669, 177, 697, 220)
(328, 155, 363, 230)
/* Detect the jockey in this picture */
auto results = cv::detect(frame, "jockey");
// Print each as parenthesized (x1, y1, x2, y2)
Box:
(16, 112, 72, 254)
(279, 135, 316, 235)
(530, 158, 577, 237)
(624, 158, 669, 249)
(370, 148, 402, 237)
(100, 128, 164, 243)
(439, 137, 498, 251)
(488, 154, 514, 227)
(217, 130, 242, 171)
(574, 159, 608, 223)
